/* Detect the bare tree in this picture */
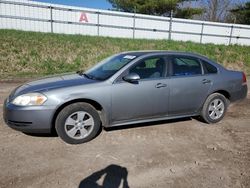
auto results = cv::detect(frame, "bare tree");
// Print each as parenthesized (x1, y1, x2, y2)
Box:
(201, 0, 233, 22)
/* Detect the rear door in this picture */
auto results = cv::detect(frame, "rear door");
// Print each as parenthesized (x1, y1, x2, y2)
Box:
(111, 55, 170, 123)
(168, 55, 212, 116)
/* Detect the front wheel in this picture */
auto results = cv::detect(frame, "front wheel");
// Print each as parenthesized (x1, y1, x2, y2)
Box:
(55, 102, 101, 144)
(201, 93, 229, 124)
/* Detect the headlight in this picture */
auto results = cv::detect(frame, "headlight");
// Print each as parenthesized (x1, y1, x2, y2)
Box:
(11, 93, 47, 106)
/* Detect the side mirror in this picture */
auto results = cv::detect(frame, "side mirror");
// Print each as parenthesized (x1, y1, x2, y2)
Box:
(123, 73, 140, 83)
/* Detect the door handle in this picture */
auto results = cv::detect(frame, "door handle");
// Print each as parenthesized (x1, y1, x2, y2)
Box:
(155, 83, 167, 88)
(202, 79, 211, 84)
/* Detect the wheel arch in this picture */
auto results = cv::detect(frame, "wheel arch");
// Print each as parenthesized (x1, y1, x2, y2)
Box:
(199, 89, 231, 114)
(51, 98, 107, 133)
(200, 90, 230, 123)
(212, 90, 231, 101)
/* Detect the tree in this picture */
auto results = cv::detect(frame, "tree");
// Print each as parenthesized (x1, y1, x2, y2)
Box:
(107, 0, 203, 19)
(175, 7, 203, 19)
(230, 2, 250, 24)
(200, 0, 233, 22)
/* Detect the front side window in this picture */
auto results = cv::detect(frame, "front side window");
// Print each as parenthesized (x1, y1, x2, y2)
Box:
(129, 56, 166, 80)
(85, 54, 137, 80)
(172, 56, 202, 76)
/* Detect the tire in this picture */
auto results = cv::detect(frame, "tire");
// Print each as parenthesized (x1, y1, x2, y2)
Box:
(201, 93, 229, 124)
(55, 102, 101, 144)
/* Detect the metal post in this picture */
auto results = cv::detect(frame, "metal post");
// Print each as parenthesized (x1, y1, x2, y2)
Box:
(97, 12, 100, 36)
(133, 6, 136, 39)
(133, 14, 136, 39)
(50, 6, 53, 33)
(0, 1, 5, 29)
(200, 23, 204, 43)
(229, 25, 233, 45)
(0, 1, 1, 29)
(168, 10, 173, 40)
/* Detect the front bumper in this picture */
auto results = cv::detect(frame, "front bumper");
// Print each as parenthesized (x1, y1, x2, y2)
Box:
(3, 99, 56, 133)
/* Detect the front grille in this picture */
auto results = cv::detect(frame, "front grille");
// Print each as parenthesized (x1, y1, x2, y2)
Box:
(8, 120, 32, 127)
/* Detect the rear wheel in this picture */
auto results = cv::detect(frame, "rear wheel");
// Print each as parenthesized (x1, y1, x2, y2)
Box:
(55, 102, 101, 144)
(201, 93, 229, 124)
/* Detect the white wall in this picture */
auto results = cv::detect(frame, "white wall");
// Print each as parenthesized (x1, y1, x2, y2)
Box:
(0, 0, 250, 45)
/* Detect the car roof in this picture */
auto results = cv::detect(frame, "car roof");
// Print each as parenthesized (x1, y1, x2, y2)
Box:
(120, 50, 223, 69)
(121, 50, 206, 59)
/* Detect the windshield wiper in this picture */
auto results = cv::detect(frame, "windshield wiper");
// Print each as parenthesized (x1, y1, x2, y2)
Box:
(77, 71, 103, 81)
(83, 73, 92, 79)
(76, 71, 91, 79)
(76, 70, 84, 75)
(83, 73, 101, 80)
(88, 74, 103, 81)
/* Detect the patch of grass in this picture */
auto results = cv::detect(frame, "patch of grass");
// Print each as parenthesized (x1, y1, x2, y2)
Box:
(0, 29, 250, 79)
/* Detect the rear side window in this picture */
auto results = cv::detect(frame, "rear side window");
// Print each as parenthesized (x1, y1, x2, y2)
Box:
(202, 60, 218, 74)
(172, 56, 202, 76)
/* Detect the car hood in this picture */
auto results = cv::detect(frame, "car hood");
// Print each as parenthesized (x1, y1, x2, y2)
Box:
(9, 73, 98, 99)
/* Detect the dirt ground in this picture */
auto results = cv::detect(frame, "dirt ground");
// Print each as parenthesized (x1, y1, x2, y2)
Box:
(0, 80, 249, 188)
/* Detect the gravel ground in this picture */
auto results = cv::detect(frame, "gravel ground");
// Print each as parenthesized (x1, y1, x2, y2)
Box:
(0, 80, 249, 188)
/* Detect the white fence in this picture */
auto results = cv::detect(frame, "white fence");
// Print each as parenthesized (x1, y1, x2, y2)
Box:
(1, 0, 250, 46)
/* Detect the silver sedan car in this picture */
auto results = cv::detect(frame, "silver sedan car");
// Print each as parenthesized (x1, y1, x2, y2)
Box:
(3, 51, 248, 144)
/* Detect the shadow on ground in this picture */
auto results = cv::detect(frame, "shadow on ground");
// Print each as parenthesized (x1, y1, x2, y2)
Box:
(23, 131, 58, 137)
(79, 164, 129, 188)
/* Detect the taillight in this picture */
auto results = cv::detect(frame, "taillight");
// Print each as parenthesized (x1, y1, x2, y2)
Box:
(242, 72, 247, 85)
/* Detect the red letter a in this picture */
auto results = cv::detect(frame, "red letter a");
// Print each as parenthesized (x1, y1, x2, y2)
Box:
(79, 12, 89, 22)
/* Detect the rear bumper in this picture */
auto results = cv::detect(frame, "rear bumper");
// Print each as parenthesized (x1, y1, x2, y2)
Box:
(3, 99, 56, 133)
(230, 85, 248, 102)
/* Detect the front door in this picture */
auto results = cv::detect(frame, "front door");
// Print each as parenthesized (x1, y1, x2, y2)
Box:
(111, 56, 170, 123)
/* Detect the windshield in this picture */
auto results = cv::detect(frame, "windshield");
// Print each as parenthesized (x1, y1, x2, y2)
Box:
(83, 54, 137, 81)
